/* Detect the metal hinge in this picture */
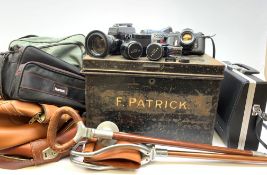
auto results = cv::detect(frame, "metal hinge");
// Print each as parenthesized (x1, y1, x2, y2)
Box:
(252, 104, 267, 120)
(42, 147, 58, 160)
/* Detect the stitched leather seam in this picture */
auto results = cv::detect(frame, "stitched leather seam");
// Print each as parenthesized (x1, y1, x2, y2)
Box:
(2, 102, 20, 116)
(10, 102, 25, 116)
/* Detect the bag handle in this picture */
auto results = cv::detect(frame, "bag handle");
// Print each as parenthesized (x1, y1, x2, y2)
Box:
(233, 63, 260, 75)
(18, 35, 38, 39)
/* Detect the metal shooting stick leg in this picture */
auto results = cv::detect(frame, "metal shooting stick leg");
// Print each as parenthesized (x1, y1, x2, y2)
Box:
(47, 107, 267, 170)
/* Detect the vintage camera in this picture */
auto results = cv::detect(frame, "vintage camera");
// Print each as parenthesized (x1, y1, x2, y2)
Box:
(141, 26, 173, 44)
(85, 30, 123, 58)
(117, 32, 152, 60)
(146, 43, 182, 61)
(85, 31, 149, 60)
(130, 34, 151, 57)
(120, 33, 152, 59)
(85, 23, 137, 58)
(85, 23, 136, 58)
(108, 23, 136, 40)
(167, 28, 205, 55)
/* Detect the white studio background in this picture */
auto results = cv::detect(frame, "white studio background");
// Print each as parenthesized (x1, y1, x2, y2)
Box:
(0, 0, 267, 175)
(0, 0, 266, 74)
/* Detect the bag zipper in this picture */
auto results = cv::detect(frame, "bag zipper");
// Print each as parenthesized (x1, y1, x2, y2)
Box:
(18, 61, 85, 80)
(38, 42, 85, 60)
(9, 42, 84, 68)
(29, 112, 46, 124)
(9, 34, 85, 48)
(37, 42, 84, 49)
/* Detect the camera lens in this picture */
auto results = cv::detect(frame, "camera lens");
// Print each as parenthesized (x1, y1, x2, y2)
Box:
(120, 41, 143, 60)
(90, 35, 106, 55)
(180, 28, 195, 46)
(132, 34, 151, 57)
(146, 43, 164, 61)
(85, 30, 114, 58)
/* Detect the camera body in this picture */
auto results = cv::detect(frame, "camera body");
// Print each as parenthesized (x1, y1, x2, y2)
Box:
(108, 23, 136, 40)
(141, 27, 173, 44)
(167, 29, 205, 56)
(130, 34, 151, 57)
(86, 26, 207, 60)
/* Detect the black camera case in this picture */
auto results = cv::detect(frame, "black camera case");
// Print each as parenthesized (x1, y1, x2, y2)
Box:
(215, 62, 267, 150)
(0, 46, 85, 109)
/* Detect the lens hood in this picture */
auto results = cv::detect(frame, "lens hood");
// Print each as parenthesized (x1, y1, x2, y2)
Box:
(85, 30, 109, 58)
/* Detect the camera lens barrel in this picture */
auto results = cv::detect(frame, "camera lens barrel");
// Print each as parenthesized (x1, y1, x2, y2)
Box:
(120, 41, 143, 60)
(146, 43, 164, 61)
(85, 30, 121, 58)
(85, 30, 109, 58)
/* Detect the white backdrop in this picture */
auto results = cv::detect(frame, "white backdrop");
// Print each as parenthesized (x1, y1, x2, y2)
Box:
(0, 0, 267, 174)
(0, 0, 267, 74)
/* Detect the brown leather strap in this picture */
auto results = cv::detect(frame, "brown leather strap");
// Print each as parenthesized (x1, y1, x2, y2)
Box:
(83, 141, 142, 169)
(41, 104, 72, 123)
(47, 107, 82, 153)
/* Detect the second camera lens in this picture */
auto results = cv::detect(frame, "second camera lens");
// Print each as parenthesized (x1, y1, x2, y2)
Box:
(120, 41, 143, 60)
(146, 43, 164, 61)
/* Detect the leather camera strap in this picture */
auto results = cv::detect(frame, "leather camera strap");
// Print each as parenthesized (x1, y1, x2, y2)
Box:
(83, 141, 142, 169)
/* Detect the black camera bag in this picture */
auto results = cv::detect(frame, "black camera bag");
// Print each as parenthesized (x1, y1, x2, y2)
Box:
(215, 62, 267, 150)
(0, 46, 85, 109)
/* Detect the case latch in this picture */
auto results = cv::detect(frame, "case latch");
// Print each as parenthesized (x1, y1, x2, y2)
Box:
(252, 104, 267, 120)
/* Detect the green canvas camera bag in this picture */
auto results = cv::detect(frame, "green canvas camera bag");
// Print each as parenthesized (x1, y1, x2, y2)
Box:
(9, 34, 85, 68)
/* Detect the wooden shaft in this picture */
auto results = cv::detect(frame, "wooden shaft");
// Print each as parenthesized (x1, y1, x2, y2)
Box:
(168, 151, 267, 163)
(112, 132, 253, 156)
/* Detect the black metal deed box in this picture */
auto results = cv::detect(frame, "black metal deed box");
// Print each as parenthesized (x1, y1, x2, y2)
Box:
(82, 55, 224, 144)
